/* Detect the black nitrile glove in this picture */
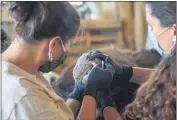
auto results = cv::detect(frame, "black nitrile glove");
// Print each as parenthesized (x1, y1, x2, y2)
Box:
(87, 50, 133, 92)
(97, 88, 117, 112)
(84, 62, 115, 100)
(68, 81, 85, 102)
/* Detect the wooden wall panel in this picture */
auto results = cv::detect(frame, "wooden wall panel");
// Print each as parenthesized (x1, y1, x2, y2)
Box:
(116, 2, 135, 50)
(134, 2, 147, 50)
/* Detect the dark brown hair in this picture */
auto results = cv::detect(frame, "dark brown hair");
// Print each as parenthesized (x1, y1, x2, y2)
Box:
(8, 2, 80, 43)
(146, 2, 176, 27)
(123, 54, 176, 120)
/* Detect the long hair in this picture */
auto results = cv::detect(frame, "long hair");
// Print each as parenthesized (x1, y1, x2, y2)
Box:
(123, 54, 176, 120)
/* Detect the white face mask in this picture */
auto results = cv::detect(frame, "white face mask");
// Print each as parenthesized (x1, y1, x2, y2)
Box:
(149, 25, 176, 57)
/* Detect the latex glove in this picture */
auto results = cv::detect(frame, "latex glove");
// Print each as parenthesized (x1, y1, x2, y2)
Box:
(68, 81, 85, 102)
(97, 88, 117, 112)
(87, 50, 133, 92)
(84, 62, 115, 100)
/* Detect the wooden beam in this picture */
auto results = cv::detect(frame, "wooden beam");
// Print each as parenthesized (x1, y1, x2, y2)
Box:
(81, 19, 121, 29)
(134, 2, 147, 50)
(116, 2, 135, 50)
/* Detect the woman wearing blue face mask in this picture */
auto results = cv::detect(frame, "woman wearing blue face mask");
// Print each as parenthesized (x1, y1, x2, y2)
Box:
(128, 1, 176, 85)
(146, 2, 176, 57)
(88, 2, 176, 86)
(131, 1, 176, 84)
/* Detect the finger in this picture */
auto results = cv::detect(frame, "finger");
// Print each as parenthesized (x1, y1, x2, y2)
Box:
(87, 64, 93, 69)
(87, 50, 102, 57)
(104, 56, 116, 67)
(105, 63, 114, 70)
(91, 61, 98, 67)
(105, 56, 109, 63)
(87, 53, 106, 61)
(95, 58, 102, 64)
(88, 64, 101, 73)
(88, 50, 104, 58)
(92, 63, 101, 69)
(104, 63, 115, 76)
(92, 58, 102, 67)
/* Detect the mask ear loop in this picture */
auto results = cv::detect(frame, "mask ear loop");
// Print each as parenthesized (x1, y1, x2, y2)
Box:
(173, 36, 176, 43)
(155, 27, 171, 49)
(60, 38, 66, 52)
(169, 42, 176, 52)
(48, 50, 53, 62)
(156, 27, 170, 37)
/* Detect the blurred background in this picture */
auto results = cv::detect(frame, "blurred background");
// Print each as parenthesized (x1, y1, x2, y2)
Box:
(1, 2, 155, 74)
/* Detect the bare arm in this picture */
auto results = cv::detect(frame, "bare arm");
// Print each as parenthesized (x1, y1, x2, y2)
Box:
(76, 96, 96, 120)
(103, 107, 122, 120)
(131, 67, 154, 84)
(66, 99, 80, 116)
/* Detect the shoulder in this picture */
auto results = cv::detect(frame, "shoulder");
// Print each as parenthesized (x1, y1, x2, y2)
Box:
(2, 61, 44, 119)
(8, 93, 74, 120)
(2, 61, 43, 99)
(2, 61, 74, 120)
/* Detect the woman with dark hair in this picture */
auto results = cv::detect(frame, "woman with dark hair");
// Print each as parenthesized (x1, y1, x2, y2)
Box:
(130, 1, 176, 84)
(2, 2, 115, 120)
(91, 1, 176, 85)
(145, 2, 176, 57)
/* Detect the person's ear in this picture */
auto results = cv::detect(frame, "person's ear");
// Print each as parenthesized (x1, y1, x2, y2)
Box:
(49, 36, 60, 52)
(172, 24, 176, 43)
(172, 24, 176, 36)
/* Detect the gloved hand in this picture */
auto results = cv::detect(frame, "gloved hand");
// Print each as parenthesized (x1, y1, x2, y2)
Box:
(87, 50, 133, 92)
(96, 88, 117, 112)
(84, 62, 115, 100)
(68, 81, 85, 102)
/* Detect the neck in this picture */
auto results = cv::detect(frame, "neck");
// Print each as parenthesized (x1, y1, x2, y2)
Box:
(2, 40, 45, 75)
(159, 39, 174, 51)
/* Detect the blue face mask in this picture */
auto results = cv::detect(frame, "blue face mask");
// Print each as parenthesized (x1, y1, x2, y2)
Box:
(151, 38, 171, 57)
(149, 26, 176, 57)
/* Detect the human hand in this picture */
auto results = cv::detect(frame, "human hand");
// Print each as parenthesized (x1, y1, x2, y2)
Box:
(87, 50, 133, 92)
(96, 88, 117, 112)
(84, 62, 115, 100)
